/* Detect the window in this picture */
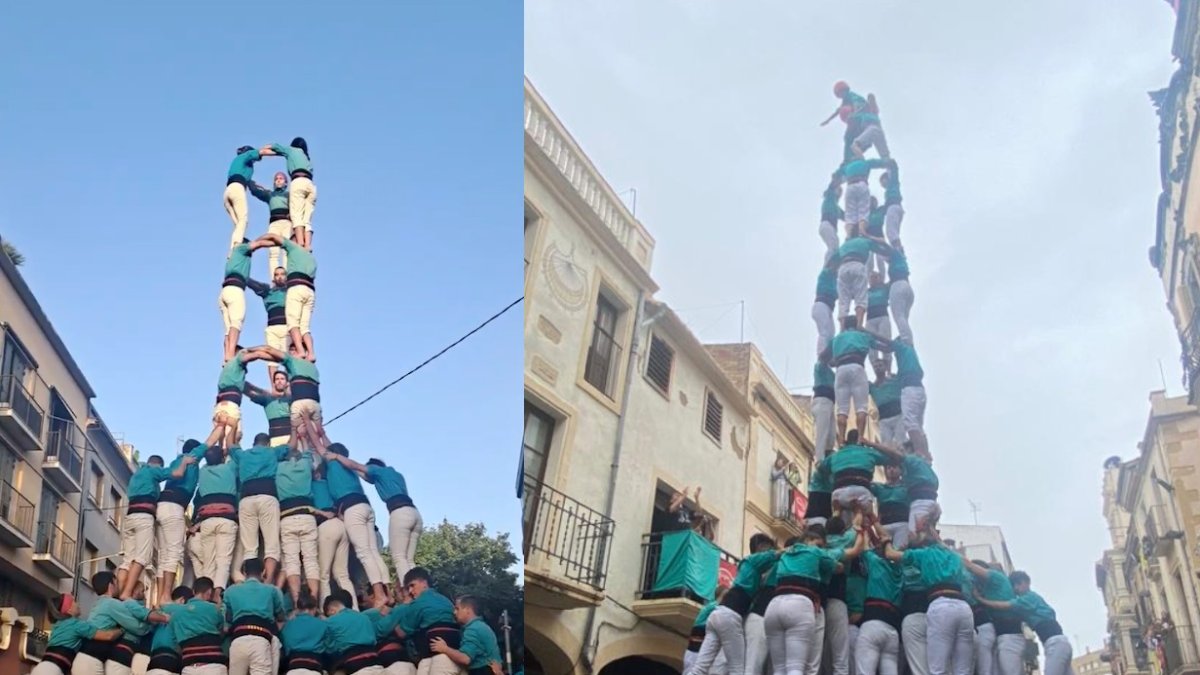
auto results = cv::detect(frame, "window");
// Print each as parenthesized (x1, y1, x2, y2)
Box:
(104, 559, 116, 575)
(109, 487, 123, 528)
(584, 292, 622, 396)
(90, 463, 104, 506)
(0, 330, 34, 386)
(703, 390, 724, 442)
(645, 334, 674, 395)
(521, 402, 558, 555)
(84, 542, 99, 577)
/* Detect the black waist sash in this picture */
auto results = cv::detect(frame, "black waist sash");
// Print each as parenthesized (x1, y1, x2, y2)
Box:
(974, 604, 993, 628)
(879, 501, 909, 525)
(834, 469, 873, 490)
(267, 306, 287, 326)
(877, 400, 901, 419)
(128, 495, 158, 517)
(827, 574, 847, 601)
(834, 352, 868, 367)
(181, 634, 227, 667)
(160, 487, 192, 508)
(222, 274, 247, 290)
(867, 304, 889, 319)
(232, 615, 278, 640)
(268, 416, 291, 437)
(240, 476, 277, 499)
(216, 386, 243, 406)
(286, 272, 315, 290)
(281, 496, 315, 518)
(909, 485, 938, 501)
(387, 495, 416, 512)
(863, 599, 902, 631)
(1034, 620, 1064, 643)
(377, 636, 409, 667)
(195, 492, 238, 522)
(109, 640, 137, 666)
(336, 492, 370, 515)
(290, 377, 320, 403)
(227, 175, 248, 187)
(413, 623, 461, 661)
(79, 638, 114, 661)
(816, 294, 836, 307)
(928, 583, 965, 602)
(993, 611, 1023, 636)
(287, 650, 323, 672)
(814, 384, 835, 400)
(901, 590, 929, 616)
(805, 491, 832, 519)
(750, 585, 776, 617)
(720, 586, 754, 617)
(148, 647, 182, 673)
(291, 169, 313, 180)
(841, 251, 868, 264)
(42, 645, 76, 672)
(269, 209, 290, 222)
(687, 625, 706, 652)
(775, 576, 824, 611)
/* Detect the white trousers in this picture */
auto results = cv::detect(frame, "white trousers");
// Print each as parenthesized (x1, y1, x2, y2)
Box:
(388, 505, 423, 582)
(267, 218, 292, 271)
(685, 644, 728, 675)
(198, 517, 238, 589)
(746, 612, 769, 675)
(807, 604, 826, 675)
(925, 598, 974, 675)
(104, 660, 131, 675)
(909, 500, 938, 537)
(848, 623, 860, 675)
(825, 598, 851, 675)
(995, 635, 1026, 675)
(239, 494, 281, 563)
(416, 654, 460, 675)
(281, 513, 320, 578)
(901, 613, 929, 675)
(832, 486, 875, 514)
(765, 594, 817, 675)
(975, 623, 996, 675)
(120, 512, 156, 569)
(864, 316, 892, 370)
(820, 221, 840, 263)
(693, 606, 746, 675)
(317, 518, 356, 608)
(884, 205, 904, 247)
(224, 183, 249, 250)
(845, 182, 871, 225)
(343, 503, 388, 586)
(71, 654, 105, 675)
(853, 125, 890, 159)
(813, 302, 835, 357)
(156, 501, 187, 579)
(837, 261, 869, 319)
(855, 620, 899, 675)
(835, 363, 869, 415)
(288, 177, 317, 233)
(183, 664, 230, 675)
(889, 280, 914, 344)
(387, 663, 419, 675)
(882, 521, 909, 551)
(878, 415, 903, 449)
(812, 397, 836, 458)
(900, 386, 926, 434)
(229, 635, 278, 675)
(33, 661, 67, 675)
(1043, 635, 1074, 675)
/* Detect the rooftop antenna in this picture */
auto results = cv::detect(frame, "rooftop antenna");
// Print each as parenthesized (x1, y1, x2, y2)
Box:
(968, 500, 982, 525)
(1158, 359, 1169, 394)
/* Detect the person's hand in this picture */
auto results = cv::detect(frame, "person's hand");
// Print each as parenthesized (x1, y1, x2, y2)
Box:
(430, 637, 448, 654)
(820, 119, 831, 127)
(490, 662, 503, 675)
(694, 486, 702, 498)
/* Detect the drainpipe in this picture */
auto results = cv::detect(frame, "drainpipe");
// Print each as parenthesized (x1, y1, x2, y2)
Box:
(71, 438, 91, 597)
(579, 291, 659, 674)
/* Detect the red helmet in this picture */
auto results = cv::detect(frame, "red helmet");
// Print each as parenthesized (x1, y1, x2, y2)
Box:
(833, 81, 850, 97)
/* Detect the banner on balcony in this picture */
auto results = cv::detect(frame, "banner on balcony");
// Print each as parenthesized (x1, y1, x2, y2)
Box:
(653, 530, 720, 600)
(718, 558, 736, 589)
(792, 490, 808, 522)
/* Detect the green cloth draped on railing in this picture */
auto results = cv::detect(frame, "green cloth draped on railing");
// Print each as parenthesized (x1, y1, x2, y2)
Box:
(653, 530, 719, 600)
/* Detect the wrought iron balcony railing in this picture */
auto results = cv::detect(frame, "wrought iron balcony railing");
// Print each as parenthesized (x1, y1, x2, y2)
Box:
(0, 374, 45, 441)
(0, 480, 34, 540)
(637, 531, 739, 603)
(35, 522, 76, 566)
(522, 474, 614, 591)
(45, 426, 85, 485)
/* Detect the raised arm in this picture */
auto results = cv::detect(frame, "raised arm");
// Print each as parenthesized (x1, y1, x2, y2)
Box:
(978, 596, 1013, 610)
(245, 278, 271, 296)
(329, 452, 369, 478)
(253, 232, 285, 248)
(861, 437, 904, 462)
(249, 182, 271, 202)
(820, 108, 841, 126)
(259, 145, 279, 156)
(842, 528, 868, 560)
(882, 540, 904, 563)
(253, 345, 288, 363)
(959, 554, 991, 580)
(170, 454, 196, 479)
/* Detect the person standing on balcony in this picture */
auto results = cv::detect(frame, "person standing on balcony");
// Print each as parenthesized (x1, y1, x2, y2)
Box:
(244, 371, 292, 448)
(820, 177, 844, 263)
(976, 573, 1073, 675)
(118, 455, 193, 601)
(690, 534, 778, 675)
(324, 451, 423, 582)
(35, 594, 123, 675)
(884, 533, 974, 675)
(249, 172, 293, 271)
(252, 235, 318, 362)
(225, 146, 262, 254)
(247, 268, 291, 380)
(814, 257, 839, 358)
(157, 424, 226, 609)
(812, 362, 836, 457)
(961, 558, 1023, 675)
(260, 139, 316, 250)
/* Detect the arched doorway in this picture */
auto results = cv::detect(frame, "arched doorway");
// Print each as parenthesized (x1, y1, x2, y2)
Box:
(598, 656, 680, 675)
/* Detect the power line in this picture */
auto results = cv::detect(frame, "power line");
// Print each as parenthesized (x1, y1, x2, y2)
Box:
(324, 296, 523, 426)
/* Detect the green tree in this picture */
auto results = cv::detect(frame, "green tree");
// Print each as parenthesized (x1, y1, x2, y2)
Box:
(2, 240, 24, 267)
(400, 521, 523, 670)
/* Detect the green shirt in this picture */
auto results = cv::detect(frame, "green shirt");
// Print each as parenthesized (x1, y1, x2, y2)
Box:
(250, 184, 290, 213)
(47, 617, 98, 650)
(87, 597, 149, 634)
(363, 607, 405, 641)
(248, 390, 291, 425)
(902, 455, 938, 492)
(831, 330, 874, 361)
(813, 363, 835, 390)
(828, 444, 883, 476)
(888, 250, 910, 282)
(869, 377, 903, 415)
(1011, 590, 1057, 628)
(228, 149, 261, 183)
(870, 482, 908, 507)
(862, 550, 903, 605)
(281, 354, 320, 384)
(396, 589, 456, 635)
(229, 445, 280, 491)
(225, 243, 253, 281)
(979, 569, 1015, 601)
(821, 187, 844, 222)
(270, 143, 313, 175)
(839, 158, 887, 180)
(196, 457, 239, 499)
(164, 454, 200, 500)
(867, 285, 889, 312)
(255, 285, 287, 315)
(170, 598, 224, 644)
(883, 162, 901, 205)
(323, 608, 377, 656)
(730, 551, 779, 596)
(901, 556, 927, 593)
(901, 546, 962, 588)
(776, 544, 842, 581)
(312, 478, 335, 511)
(838, 236, 874, 261)
(866, 206, 885, 237)
(693, 601, 719, 628)
(282, 240, 317, 279)
(809, 456, 833, 493)
(152, 605, 185, 653)
(128, 464, 173, 500)
(816, 267, 838, 299)
(366, 464, 409, 502)
(276, 449, 315, 502)
(460, 617, 502, 670)
(846, 573, 868, 614)
(892, 340, 923, 386)
(218, 353, 250, 392)
(224, 579, 286, 624)
(326, 458, 366, 503)
(281, 613, 326, 656)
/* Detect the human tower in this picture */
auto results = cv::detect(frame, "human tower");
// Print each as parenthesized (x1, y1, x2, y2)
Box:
(32, 141, 502, 675)
(684, 84, 1075, 675)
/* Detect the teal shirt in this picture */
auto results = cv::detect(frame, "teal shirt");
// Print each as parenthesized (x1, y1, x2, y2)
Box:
(151, 607, 183, 653)
(809, 456, 833, 493)
(225, 243, 253, 281)
(164, 454, 200, 500)
(866, 207, 885, 237)
(901, 556, 927, 593)
(813, 363, 835, 390)
(87, 597, 149, 635)
(460, 617, 502, 670)
(248, 390, 291, 426)
(870, 482, 908, 508)
(363, 607, 405, 641)
(892, 340, 923, 386)
(902, 455, 938, 492)
(776, 544, 842, 581)
(869, 377, 903, 415)
(1011, 590, 1057, 627)
(862, 550, 903, 605)
(883, 162, 901, 204)
(846, 573, 868, 614)
(323, 608, 377, 655)
(816, 267, 838, 300)
(831, 330, 874, 360)
(218, 353, 250, 392)
(128, 464, 173, 500)
(170, 598, 224, 644)
(730, 551, 779, 596)
(255, 285, 287, 315)
(270, 143, 313, 175)
(224, 579, 286, 624)
(250, 184, 290, 213)
(901, 545, 963, 588)
(281, 613, 326, 655)
(228, 149, 261, 183)
(281, 354, 320, 384)
(828, 444, 883, 476)
(196, 457, 239, 499)
(366, 464, 409, 502)
(839, 158, 887, 180)
(325, 459, 366, 503)
(282, 240, 317, 279)
(693, 601, 719, 628)
(312, 478, 335, 511)
(888, 250, 909, 282)
(276, 449, 315, 502)
(47, 617, 98, 650)
(229, 445, 280, 491)
(396, 589, 456, 635)
(821, 187, 844, 222)
(979, 569, 1015, 601)
(838, 236, 874, 260)
(867, 285, 889, 312)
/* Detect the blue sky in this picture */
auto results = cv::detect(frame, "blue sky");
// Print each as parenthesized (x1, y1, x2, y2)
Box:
(0, 3, 523, 554)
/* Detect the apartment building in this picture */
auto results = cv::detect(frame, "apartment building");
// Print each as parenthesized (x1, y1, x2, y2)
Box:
(75, 410, 137, 611)
(1076, 648, 1117, 675)
(1097, 392, 1200, 675)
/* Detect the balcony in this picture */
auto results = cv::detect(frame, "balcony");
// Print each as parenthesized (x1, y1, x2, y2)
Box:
(32, 523, 76, 578)
(43, 427, 84, 493)
(523, 474, 614, 610)
(633, 530, 740, 633)
(0, 375, 45, 451)
(770, 474, 807, 535)
(0, 480, 34, 547)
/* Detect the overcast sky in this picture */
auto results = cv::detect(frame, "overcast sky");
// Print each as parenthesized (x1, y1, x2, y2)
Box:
(527, 0, 1182, 653)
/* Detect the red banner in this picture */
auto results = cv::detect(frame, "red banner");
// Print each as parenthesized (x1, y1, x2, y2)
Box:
(718, 559, 736, 589)
(791, 490, 808, 522)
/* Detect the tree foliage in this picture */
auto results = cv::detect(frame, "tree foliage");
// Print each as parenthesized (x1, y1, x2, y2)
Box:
(2, 240, 24, 267)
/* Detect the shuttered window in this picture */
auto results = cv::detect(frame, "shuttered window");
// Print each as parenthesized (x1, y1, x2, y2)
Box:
(645, 334, 674, 394)
(703, 390, 723, 442)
